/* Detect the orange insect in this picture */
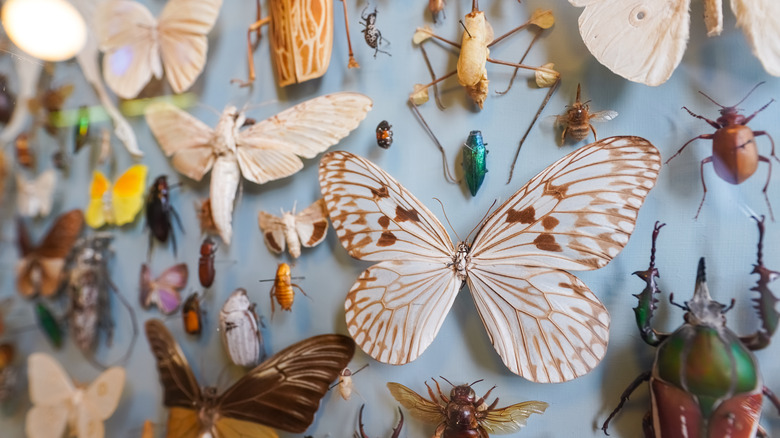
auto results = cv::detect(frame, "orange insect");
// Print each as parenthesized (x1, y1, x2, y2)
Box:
(263, 263, 308, 317)
(236, 0, 359, 87)
(14, 133, 34, 168)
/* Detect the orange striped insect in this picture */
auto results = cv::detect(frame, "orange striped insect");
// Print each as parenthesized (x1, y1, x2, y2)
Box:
(261, 263, 308, 318)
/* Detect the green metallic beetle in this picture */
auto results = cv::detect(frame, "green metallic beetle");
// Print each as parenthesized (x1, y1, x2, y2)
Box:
(603, 218, 780, 438)
(35, 301, 63, 349)
(462, 130, 488, 196)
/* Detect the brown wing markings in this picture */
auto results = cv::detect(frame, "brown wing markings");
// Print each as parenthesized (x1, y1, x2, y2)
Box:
(145, 320, 203, 408)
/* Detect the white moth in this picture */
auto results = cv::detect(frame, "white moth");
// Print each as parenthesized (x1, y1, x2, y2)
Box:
(331, 364, 368, 401)
(146, 92, 372, 244)
(258, 199, 329, 258)
(569, 0, 780, 85)
(16, 169, 56, 218)
(26, 352, 125, 438)
(219, 288, 263, 367)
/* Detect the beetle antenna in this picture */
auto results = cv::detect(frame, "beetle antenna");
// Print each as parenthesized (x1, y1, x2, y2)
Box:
(468, 378, 484, 387)
(668, 293, 688, 310)
(433, 197, 462, 242)
(698, 90, 725, 109)
(734, 81, 766, 107)
(459, 20, 473, 38)
(439, 376, 456, 387)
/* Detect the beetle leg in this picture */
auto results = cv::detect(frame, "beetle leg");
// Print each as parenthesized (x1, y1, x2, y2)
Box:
(753, 131, 780, 163)
(694, 156, 713, 219)
(641, 411, 654, 438)
(665, 133, 714, 164)
(391, 407, 404, 438)
(741, 216, 780, 349)
(357, 404, 369, 438)
(230, 2, 271, 87)
(633, 222, 667, 346)
(269, 285, 276, 320)
(682, 106, 721, 129)
(589, 123, 598, 141)
(340, 0, 360, 69)
(602, 371, 651, 435)
(743, 98, 775, 124)
(762, 387, 780, 415)
(757, 155, 775, 221)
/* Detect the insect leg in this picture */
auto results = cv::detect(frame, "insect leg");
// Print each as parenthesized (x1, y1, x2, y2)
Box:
(374, 31, 391, 57)
(682, 106, 720, 129)
(752, 131, 780, 163)
(634, 222, 667, 347)
(292, 283, 312, 301)
(391, 407, 404, 438)
(589, 123, 598, 141)
(743, 99, 775, 125)
(356, 404, 369, 438)
(763, 386, 780, 415)
(756, 155, 775, 221)
(602, 371, 651, 435)
(340, 0, 360, 69)
(230, 1, 271, 87)
(694, 157, 713, 219)
(665, 134, 714, 164)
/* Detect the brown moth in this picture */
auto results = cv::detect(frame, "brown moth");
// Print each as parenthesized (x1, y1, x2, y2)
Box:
(258, 199, 329, 258)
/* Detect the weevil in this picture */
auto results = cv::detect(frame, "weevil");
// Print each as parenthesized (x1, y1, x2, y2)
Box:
(360, 7, 390, 57)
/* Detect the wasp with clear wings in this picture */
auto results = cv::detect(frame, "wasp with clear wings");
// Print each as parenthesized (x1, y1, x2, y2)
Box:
(319, 136, 661, 383)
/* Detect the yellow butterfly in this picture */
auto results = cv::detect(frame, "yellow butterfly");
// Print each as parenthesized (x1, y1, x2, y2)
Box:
(86, 164, 147, 228)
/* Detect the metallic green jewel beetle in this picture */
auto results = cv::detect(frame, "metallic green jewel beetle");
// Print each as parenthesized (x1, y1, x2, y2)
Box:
(462, 130, 488, 196)
(35, 301, 63, 349)
(603, 218, 780, 438)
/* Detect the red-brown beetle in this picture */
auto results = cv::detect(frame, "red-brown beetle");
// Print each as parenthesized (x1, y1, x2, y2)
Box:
(198, 237, 217, 288)
(666, 83, 779, 218)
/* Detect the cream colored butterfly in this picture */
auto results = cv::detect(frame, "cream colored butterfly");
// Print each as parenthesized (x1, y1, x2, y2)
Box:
(319, 136, 661, 383)
(26, 352, 125, 438)
(146, 92, 372, 244)
(569, 0, 780, 86)
(258, 199, 329, 258)
(95, 0, 223, 99)
(16, 169, 56, 218)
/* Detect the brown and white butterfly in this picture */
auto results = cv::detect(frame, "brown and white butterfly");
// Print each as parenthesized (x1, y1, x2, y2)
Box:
(319, 136, 661, 383)
(258, 199, 329, 258)
(146, 92, 372, 244)
(145, 319, 355, 437)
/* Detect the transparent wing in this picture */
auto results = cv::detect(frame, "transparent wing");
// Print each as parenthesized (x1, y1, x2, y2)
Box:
(294, 199, 328, 248)
(470, 136, 660, 272)
(589, 110, 619, 123)
(257, 212, 287, 254)
(235, 93, 372, 185)
(480, 400, 549, 434)
(732, 0, 780, 76)
(386, 382, 444, 425)
(570, 0, 691, 85)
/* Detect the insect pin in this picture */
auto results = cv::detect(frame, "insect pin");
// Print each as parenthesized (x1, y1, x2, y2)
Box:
(388, 377, 548, 437)
(375, 120, 393, 149)
(219, 288, 263, 367)
(145, 175, 184, 256)
(361, 7, 390, 57)
(330, 364, 369, 401)
(462, 130, 488, 196)
(356, 404, 404, 438)
(261, 263, 309, 318)
(555, 83, 617, 145)
(603, 217, 780, 437)
(666, 83, 779, 219)
(199, 237, 218, 288)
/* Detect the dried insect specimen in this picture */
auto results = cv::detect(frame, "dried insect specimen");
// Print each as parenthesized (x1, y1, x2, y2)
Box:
(16, 169, 56, 218)
(330, 364, 368, 401)
(264, 263, 308, 318)
(361, 7, 390, 57)
(199, 237, 218, 288)
(85, 164, 148, 228)
(375, 120, 393, 149)
(555, 84, 617, 144)
(139, 263, 188, 315)
(258, 199, 329, 259)
(356, 404, 404, 438)
(145, 175, 183, 255)
(219, 288, 263, 367)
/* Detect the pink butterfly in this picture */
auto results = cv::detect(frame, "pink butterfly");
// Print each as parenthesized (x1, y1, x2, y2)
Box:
(139, 263, 188, 315)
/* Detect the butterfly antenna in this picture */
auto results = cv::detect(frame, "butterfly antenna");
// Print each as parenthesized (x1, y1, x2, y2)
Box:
(464, 199, 497, 243)
(433, 197, 461, 242)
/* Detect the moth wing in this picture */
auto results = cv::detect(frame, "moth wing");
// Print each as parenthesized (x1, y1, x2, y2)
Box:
(257, 212, 287, 254)
(151, 264, 188, 314)
(26, 405, 69, 438)
(214, 334, 354, 433)
(35, 210, 85, 259)
(95, 0, 159, 99)
(214, 417, 278, 438)
(386, 382, 445, 425)
(76, 367, 126, 438)
(86, 170, 110, 228)
(157, 0, 222, 93)
(294, 198, 328, 248)
(111, 164, 148, 225)
(145, 102, 216, 181)
(166, 407, 202, 438)
(480, 400, 549, 434)
(28, 353, 75, 405)
(570, 0, 691, 85)
(732, 0, 780, 76)
(703, 0, 723, 36)
(144, 320, 203, 408)
(16, 169, 56, 217)
(235, 93, 372, 185)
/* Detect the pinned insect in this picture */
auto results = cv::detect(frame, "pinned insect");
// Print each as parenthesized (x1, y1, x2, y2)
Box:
(665, 83, 778, 218)
(145, 319, 354, 435)
(361, 7, 390, 57)
(555, 83, 617, 145)
(219, 288, 263, 367)
(330, 364, 368, 401)
(16, 169, 56, 218)
(199, 237, 218, 288)
(462, 130, 488, 196)
(0, 75, 15, 124)
(74, 105, 90, 153)
(262, 263, 308, 318)
(86, 164, 148, 228)
(376, 120, 393, 149)
(182, 292, 205, 336)
(257, 199, 329, 259)
(412, 4, 557, 109)
(139, 263, 188, 315)
(14, 133, 34, 169)
(195, 198, 218, 235)
(145, 175, 183, 255)
(236, 0, 360, 87)
(602, 218, 780, 437)
(388, 378, 548, 437)
(428, 0, 445, 23)
(35, 302, 64, 349)
(357, 404, 404, 438)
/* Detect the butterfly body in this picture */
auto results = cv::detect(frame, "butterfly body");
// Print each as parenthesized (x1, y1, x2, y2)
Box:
(258, 199, 329, 259)
(219, 289, 262, 367)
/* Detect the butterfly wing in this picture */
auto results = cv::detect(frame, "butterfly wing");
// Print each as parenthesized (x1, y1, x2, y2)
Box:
(214, 334, 354, 433)
(157, 0, 222, 93)
(86, 170, 111, 228)
(95, 0, 160, 99)
(732, 0, 780, 76)
(151, 264, 188, 315)
(235, 93, 372, 185)
(26, 353, 74, 438)
(145, 102, 216, 181)
(257, 211, 287, 254)
(570, 0, 691, 86)
(294, 199, 329, 249)
(467, 136, 660, 382)
(166, 407, 202, 438)
(111, 164, 148, 226)
(16, 169, 56, 217)
(77, 366, 126, 438)
(319, 151, 461, 365)
(386, 382, 445, 425)
(145, 319, 204, 408)
(480, 400, 549, 434)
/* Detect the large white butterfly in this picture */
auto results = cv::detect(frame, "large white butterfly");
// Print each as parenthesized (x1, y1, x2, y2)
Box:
(95, 0, 223, 99)
(146, 92, 372, 244)
(26, 352, 125, 438)
(319, 136, 661, 383)
(569, 0, 780, 86)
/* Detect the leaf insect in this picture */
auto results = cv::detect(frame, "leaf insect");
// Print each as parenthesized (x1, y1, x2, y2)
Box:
(555, 83, 618, 145)
(330, 364, 369, 401)
(219, 288, 263, 367)
(412, 4, 558, 109)
(145, 318, 355, 436)
(602, 217, 780, 437)
(665, 82, 779, 219)
(257, 199, 329, 259)
(235, 0, 361, 87)
(388, 377, 548, 437)
(145, 175, 184, 256)
(360, 6, 390, 57)
(356, 404, 404, 438)
(261, 263, 310, 319)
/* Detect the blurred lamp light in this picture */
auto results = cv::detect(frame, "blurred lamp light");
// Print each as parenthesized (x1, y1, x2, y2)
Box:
(1, 0, 87, 61)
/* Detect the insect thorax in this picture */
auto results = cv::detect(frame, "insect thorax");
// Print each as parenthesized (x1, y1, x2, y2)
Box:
(453, 242, 471, 281)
